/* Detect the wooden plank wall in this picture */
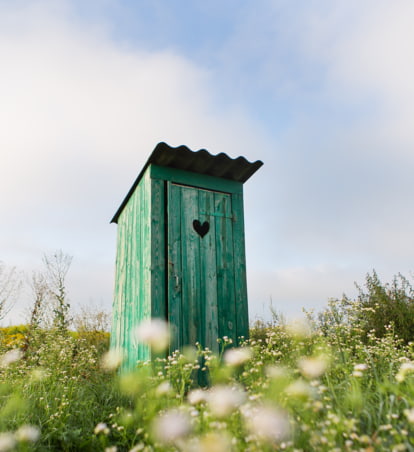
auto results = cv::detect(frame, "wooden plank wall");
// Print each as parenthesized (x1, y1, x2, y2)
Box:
(166, 182, 249, 353)
(111, 171, 152, 370)
(111, 164, 249, 370)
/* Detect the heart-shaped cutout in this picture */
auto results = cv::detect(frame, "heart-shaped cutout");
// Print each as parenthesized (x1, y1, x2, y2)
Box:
(193, 220, 209, 238)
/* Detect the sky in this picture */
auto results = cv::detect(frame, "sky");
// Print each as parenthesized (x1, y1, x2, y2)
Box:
(1, 0, 414, 325)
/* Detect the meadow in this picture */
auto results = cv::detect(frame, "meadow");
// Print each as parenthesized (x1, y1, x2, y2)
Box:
(0, 297, 413, 452)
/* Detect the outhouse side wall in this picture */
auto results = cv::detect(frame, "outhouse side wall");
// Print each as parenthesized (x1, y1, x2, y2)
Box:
(111, 170, 152, 370)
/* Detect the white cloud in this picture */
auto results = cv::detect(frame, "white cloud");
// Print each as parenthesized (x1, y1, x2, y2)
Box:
(325, 2, 414, 104)
(0, 1, 268, 323)
(2, 0, 414, 326)
(233, 1, 414, 321)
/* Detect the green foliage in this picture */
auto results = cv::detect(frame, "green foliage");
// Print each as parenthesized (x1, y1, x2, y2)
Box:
(355, 271, 414, 344)
(0, 314, 413, 451)
(314, 271, 414, 344)
(0, 328, 122, 451)
(2, 269, 414, 450)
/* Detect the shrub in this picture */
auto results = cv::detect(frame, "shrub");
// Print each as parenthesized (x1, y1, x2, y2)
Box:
(355, 271, 414, 344)
(312, 271, 414, 345)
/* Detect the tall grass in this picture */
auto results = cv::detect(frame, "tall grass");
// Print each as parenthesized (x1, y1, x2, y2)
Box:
(0, 300, 414, 451)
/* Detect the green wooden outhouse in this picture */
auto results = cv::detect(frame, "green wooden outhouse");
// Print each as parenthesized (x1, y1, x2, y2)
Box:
(110, 142, 262, 370)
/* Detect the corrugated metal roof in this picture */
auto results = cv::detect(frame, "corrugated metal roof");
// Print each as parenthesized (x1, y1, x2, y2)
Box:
(111, 142, 263, 223)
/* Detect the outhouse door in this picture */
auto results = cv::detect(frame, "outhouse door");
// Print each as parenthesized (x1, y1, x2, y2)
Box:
(167, 182, 238, 353)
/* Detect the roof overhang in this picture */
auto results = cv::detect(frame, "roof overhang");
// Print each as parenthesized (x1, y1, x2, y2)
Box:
(111, 142, 263, 224)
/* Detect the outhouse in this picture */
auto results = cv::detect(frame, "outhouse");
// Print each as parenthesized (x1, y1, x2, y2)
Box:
(110, 142, 263, 370)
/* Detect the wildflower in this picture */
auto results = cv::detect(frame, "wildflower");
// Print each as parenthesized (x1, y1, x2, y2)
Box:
(94, 423, 110, 435)
(404, 408, 414, 423)
(192, 432, 232, 452)
(101, 349, 123, 371)
(207, 385, 246, 418)
(152, 409, 192, 444)
(286, 318, 312, 338)
(0, 433, 16, 452)
(15, 425, 40, 443)
(30, 368, 47, 381)
(354, 363, 368, 371)
(0, 349, 23, 367)
(266, 365, 289, 379)
(129, 445, 145, 452)
(135, 318, 170, 353)
(244, 405, 291, 443)
(396, 362, 414, 382)
(285, 380, 313, 398)
(352, 363, 368, 377)
(187, 389, 207, 405)
(359, 434, 371, 444)
(155, 381, 173, 397)
(298, 355, 329, 379)
(181, 345, 197, 362)
(312, 401, 324, 412)
(224, 347, 252, 366)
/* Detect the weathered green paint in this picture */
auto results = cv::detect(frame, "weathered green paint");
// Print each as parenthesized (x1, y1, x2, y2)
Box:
(150, 165, 243, 194)
(111, 171, 152, 370)
(166, 182, 245, 353)
(232, 192, 249, 341)
(112, 161, 252, 371)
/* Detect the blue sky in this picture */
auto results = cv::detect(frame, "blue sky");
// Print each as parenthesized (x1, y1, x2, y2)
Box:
(1, 0, 414, 324)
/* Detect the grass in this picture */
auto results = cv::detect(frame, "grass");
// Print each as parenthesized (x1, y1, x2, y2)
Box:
(0, 305, 414, 451)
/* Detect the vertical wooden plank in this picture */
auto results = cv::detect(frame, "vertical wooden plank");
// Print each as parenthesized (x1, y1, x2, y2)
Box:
(123, 204, 132, 366)
(232, 191, 249, 342)
(129, 188, 139, 366)
(214, 192, 237, 346)
(126, 189, 138, 369)
(122, 199, 135, 369)
(151, 178, 166, 320)
(136, 179, 145, 364)
(180, 185, 201, 348)
(198, 189, 219, 353)
(167, 183, 182, 353)
(111, 216, 126, 351)
(129, 188, 139, 367)
(140, 172, 152, 362)
(150, 177, 166, 361)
